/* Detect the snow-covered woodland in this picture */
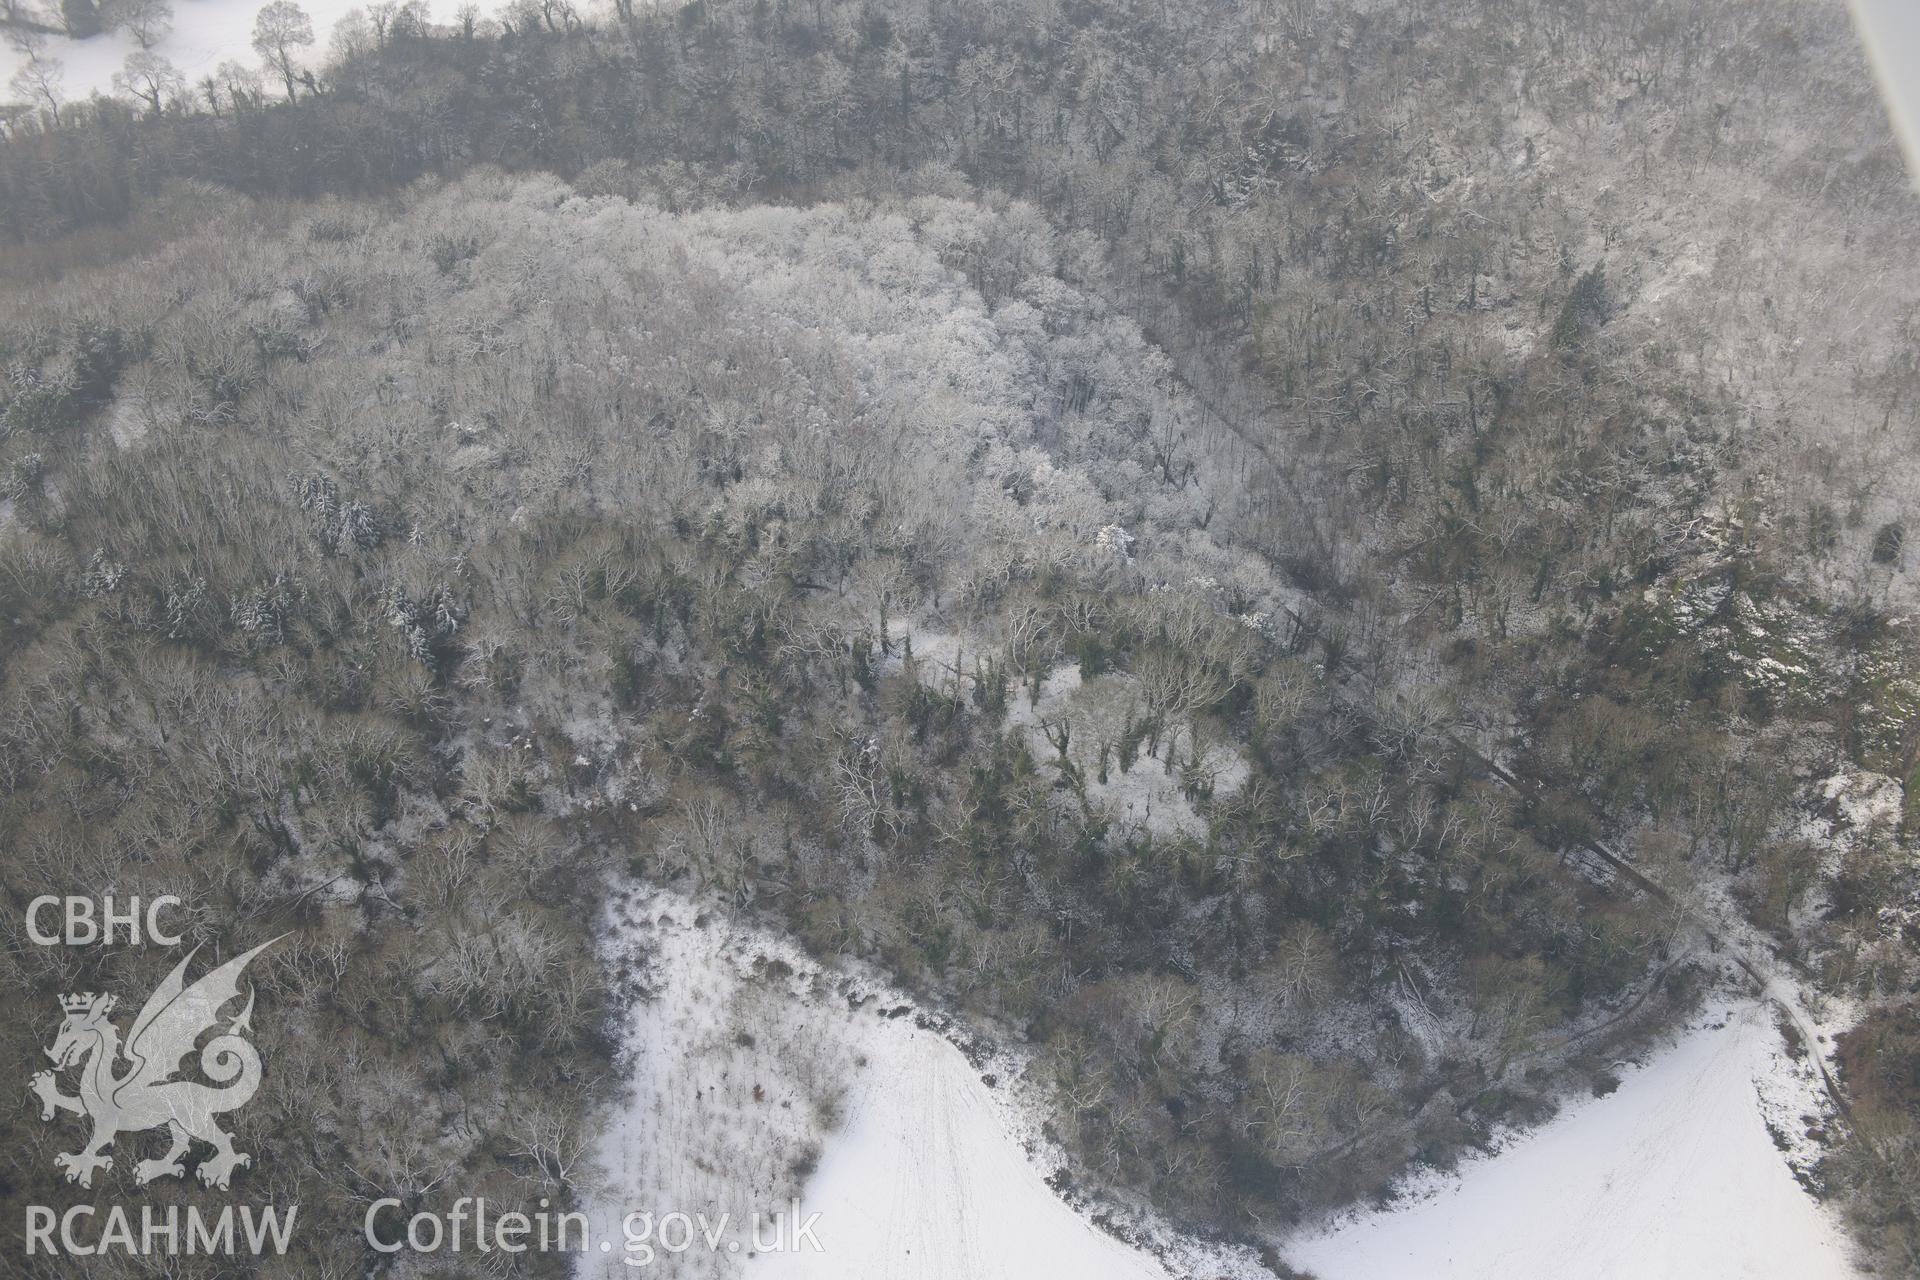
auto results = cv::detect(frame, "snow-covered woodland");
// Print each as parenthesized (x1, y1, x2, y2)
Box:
(1, 0, 1917, 1277)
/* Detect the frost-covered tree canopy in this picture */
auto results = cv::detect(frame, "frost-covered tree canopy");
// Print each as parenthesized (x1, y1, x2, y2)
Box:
(0, 173, 1674, 1265)
(1, 0, 1917, 1272)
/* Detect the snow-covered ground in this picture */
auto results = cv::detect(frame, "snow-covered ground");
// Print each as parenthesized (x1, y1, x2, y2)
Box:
(3, 0, 487, 107)
(587, 883, 1867, 1280)
(580, 887, 859, 1278)
(1286, 997, 1864, 1280)
(751, 1021, 1169, 1280)
(580, 884, 1259, 1280)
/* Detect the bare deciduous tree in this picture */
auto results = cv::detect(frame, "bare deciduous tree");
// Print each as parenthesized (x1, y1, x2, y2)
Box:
(7, 55, 62, 123)
(252, 0, 314, 100)
(107, 0, 171, 47)
(112, 50, 182, 117)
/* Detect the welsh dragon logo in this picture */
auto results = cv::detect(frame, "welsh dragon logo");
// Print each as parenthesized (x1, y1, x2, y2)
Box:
(30, 936, 283, 1190)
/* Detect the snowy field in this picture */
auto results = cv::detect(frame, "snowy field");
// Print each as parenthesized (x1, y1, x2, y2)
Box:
(2, 0, 487, 107)
(1288, 998, 1864, 1280)
(581, 884, 1865, 1280)
(751, 1022, 1170, 1280)
(579, 885, 1251, 1280)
